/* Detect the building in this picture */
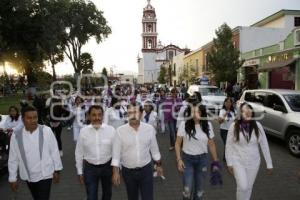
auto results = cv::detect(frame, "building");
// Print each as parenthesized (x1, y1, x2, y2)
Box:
(241, 28, 300, 90)
(137, 0, 185, 84)
(183, 48, 204, 85)
(237, 9, 300, 89)
(171, 52, 186, 86)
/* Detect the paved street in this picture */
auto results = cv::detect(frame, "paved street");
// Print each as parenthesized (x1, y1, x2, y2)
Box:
(0, 121, 300, 200)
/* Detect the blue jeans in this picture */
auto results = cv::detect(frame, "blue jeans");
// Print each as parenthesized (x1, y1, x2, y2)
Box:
(122, 163, 153, 200)
(182, 152, 208, 200)
(83, 160, 112, 200)
(165, 120, 177, 147)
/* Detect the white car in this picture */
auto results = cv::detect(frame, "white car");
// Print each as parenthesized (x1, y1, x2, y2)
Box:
(187, 85, 226, 114)
(239, 89, 300, 157)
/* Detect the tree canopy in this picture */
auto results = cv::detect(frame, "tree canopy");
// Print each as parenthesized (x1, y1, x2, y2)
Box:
(207, 23, 244, 84)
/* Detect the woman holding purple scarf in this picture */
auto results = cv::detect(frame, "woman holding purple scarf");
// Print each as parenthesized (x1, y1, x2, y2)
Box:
(226, 102, 273, 200)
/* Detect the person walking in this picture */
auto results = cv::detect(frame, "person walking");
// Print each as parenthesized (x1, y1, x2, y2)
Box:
(162, 88, 182, 150)
(218, 97, 236, 162)
(226, 102, 273, 200)
(8, 106, 63, 200)
(72, 96, 86, 142)
(141, 100, 158, 131)
(75, 105, 115, 200)
(111, 103, 164, 200)
(104, 97, 127, 129)
(175, 102, 220, 200)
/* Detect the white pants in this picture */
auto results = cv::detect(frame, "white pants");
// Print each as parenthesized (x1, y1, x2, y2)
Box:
(233, 164, 259, 200)
(73, 126, 81, 142)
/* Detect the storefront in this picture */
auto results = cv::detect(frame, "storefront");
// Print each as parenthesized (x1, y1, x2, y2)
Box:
(240, 28, 300, 91)
(258, 57, 297, 90)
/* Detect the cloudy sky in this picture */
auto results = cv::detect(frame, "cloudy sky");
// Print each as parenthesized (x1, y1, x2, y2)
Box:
(52, 0, 300, 76)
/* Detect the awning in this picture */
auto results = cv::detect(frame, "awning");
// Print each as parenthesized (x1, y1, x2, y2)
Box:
(258, 58, 298, 72)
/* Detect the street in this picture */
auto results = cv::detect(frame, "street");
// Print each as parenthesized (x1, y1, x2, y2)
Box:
(0, 121, 299, 200)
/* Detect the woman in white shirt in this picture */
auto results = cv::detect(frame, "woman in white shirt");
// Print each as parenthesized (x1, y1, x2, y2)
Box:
(226, 102, 273, 200)
(4, 106, 22, 132)
(141, 100, 158, 131)
(72, 96, 86, 142)
(175, 102, 220, 200)
(218, 97, 236, 161)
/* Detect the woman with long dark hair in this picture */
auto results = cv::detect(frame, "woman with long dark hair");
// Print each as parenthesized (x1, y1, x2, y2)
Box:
(218, 97, 236, 161)
(226, 102, 273, 200)
(4, 106, 22, 131)
(175, 101, 220, 200)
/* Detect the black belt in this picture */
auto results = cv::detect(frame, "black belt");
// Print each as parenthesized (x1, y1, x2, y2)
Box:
(122, 162, 151, 171)
(84, 159, 111, 168)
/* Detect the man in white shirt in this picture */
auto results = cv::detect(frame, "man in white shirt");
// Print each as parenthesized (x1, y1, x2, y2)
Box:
(8, 106, 63, 200)
(75, 105, 116, 200)
(111, 103, 164, 200)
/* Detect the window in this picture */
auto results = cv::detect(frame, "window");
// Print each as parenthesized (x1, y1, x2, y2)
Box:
(245, 92, 267, 105)
(295, 17, 300, 27)
(168, 51, 174, 60)
(295, 29, 300, 46)
(148, 24, 152, 32)
(266, 94, 285, 110)
(173, 63, 176, 76)
(196, 59, 199, 74)
(147, 40, 152, 49)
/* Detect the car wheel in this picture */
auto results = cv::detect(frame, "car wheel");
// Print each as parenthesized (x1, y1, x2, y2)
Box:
(287, 130, 300, 157)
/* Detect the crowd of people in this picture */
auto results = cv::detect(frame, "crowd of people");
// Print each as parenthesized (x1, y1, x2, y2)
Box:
(2, 83, 278, 200)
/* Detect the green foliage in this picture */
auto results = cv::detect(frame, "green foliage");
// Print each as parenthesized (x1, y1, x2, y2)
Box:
(80, 52, 94, 74)
(0, 0, 111, 86)
(64, 0, 111, 74)
(207, 23, 244, 84)
(158, 67, 167, 84)
(102, 67, 108, 77)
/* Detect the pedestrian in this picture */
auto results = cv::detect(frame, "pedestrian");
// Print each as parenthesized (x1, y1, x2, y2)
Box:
(8, 106, 62, 200)
(111, 103, 164, 200)
(71, 96, 86, 142)
(75, 105, 115, 200)
(3, 106, 23, 132)
(141, 100, 158, 131)
(226, 102, 273, 200)
(48, 98, 65, 157)
(162, 88, 182, 150)
(104, 97, 127, 129)
(175, 101, 220, 200)
(218, 97, 236, 162)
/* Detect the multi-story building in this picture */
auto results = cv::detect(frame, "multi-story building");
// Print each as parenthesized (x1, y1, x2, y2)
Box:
(241, 27, 300, 90)
(237, 9, 300, 88)
(137, 0, 185, 84)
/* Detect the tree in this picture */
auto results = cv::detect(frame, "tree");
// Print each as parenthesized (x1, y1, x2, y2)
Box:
(207, 23, 244, 84)
(80, 52, 94, 74)
(158, 66, 167, 84)
(0, 0, 54, 86)
(40, 0, 70, 81)
(63, 0, 111, 75)
(102, 67, 108, 77)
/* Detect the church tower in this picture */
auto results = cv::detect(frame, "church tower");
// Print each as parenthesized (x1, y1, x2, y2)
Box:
(142, 0, 157, 52)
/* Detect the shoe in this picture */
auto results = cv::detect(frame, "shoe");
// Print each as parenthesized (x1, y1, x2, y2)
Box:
(59, 151, 63, 157)
(169, 147, 174, 151)
(153, 171, 158, 177)
(67, 127, 71, 130)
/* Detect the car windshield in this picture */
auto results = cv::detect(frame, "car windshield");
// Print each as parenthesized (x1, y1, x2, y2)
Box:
(199, 88, 224, 96)
(283, 94, 300, 112)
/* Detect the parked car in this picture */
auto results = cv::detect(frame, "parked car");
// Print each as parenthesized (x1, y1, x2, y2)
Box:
(239, 89, 300, 157)
(187, 85, 226, 114)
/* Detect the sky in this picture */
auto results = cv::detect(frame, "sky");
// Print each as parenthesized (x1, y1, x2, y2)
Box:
(51, 0, 300, 76)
